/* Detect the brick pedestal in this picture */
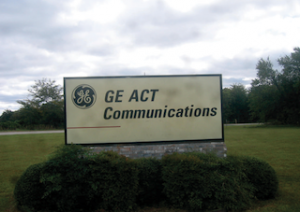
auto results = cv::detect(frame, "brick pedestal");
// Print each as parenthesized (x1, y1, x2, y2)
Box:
(88, 141, 227, 159)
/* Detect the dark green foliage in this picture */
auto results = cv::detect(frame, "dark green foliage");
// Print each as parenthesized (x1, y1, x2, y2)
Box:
(88, 151, 139, 212)
(217, 156, 255, 211)
(40, 102, 64, 128)
(238, 156, 279, 200)
(0, 120, 20, 130)
(13, 101, 64, 130)
(223, 84, 250, 123)
(161, 152, 255, 212)
(14, 163, 46, 212)
(14, 104, 42, 129)
(162, 153, 207, 210)
(0, 110, 20, 130)
(39, 145, 98, 212)
(249, 47, 300, 124)
(135, 158, 164, 206)
(14, 145, 139, 212)
(0, 78, 64, 130)
(14, 147, 278, 212)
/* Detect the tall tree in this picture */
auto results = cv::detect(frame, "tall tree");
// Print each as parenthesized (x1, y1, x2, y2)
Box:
(40, 101, 64, 128)
(249, 47, 300, 124)
(14, 104, 41, 129)
(248, 82, 280, 122)
(0, 110, 15, 122)
(15, 78, 64, 129)
(222, 88, 233, 123)
(18, 78, 63, 107)
(223, 84, 250, 123)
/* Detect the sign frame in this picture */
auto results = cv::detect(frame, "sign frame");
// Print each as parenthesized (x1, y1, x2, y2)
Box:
(64, 74, 224, 145)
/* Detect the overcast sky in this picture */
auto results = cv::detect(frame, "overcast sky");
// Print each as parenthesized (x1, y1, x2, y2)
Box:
(0, 0, 299, 115)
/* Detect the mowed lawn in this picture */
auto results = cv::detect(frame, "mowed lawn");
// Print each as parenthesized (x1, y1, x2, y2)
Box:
(0, 126, 300, 212)
(0, 133, 64, 212)
(225, 125, 300, 212)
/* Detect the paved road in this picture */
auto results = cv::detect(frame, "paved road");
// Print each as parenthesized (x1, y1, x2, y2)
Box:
(0, 130, 64, 136)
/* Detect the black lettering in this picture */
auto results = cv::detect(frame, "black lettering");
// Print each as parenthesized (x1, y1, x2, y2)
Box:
(150, 89, 159, 101)
(134, 110, 146, 118)
(115, 90, 124, 102)
(104, 106, 217, 120)
(168, 109, 175, 117)
(104, 107, 113, 119)
(129, 90, 139, 102)
(146, 109, 154, 118)
(194, 108, 201, 117)
(105, 90, 114, 103)
(184, 107, 189, 117)
(189, 105, 194, 117)
(210, 107, 217, 116)
(176, 108, 183, 117)
(141, 89, 149, 102)
(203, 108, 210, 116)
(163, 105, 168, 117)
(113, 110, 121, 119)
(122, 110, 134, 119)
(155, 109, 162, 118)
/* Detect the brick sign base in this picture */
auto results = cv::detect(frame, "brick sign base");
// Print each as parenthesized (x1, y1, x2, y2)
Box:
(88, 142, 227, 159)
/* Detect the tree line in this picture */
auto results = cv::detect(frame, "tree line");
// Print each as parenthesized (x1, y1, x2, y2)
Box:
(1, 48, 299, 130)
(0, 79, 64, 130)
(224, 47, 300, 125)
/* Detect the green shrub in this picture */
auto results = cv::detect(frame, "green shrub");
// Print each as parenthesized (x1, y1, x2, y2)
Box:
(135, 157, 164, 206)
(239, 156, 279, 200)
(162, 153, 218, 211)
(88, 151, 139, 212)
(184, 151, 220, 163)
(14, 163, 46, 212)
(14, 146, 139, 212)
(161, 152, 255, 212)
(14, 146, 278, 212)
(218, 156, 255, 211)
(39, 145, 98, 212)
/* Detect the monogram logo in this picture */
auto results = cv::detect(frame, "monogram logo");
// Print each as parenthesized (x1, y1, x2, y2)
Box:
(72, 84, 96, 109)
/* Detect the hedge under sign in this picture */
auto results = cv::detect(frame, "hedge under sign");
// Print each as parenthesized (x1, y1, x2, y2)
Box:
(64, 75, 224, 145)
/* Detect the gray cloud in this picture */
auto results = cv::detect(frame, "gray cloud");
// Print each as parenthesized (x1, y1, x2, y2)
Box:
(117, 0, 298, 48)
(0, 0, 299, 115)
(117, 1, 218, 47)
(0, 93, 26, 103)
(223, 78, 252, 88)
(0, 0, 66, 38)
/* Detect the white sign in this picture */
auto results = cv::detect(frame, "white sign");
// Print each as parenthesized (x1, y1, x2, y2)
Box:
(64, 75, 224, 144)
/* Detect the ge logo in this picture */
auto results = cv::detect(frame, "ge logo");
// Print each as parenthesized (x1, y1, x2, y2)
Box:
(72, 84, 97, 109)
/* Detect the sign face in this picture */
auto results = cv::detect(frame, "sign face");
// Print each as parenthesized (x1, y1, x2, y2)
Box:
(64, 75, 224, 145)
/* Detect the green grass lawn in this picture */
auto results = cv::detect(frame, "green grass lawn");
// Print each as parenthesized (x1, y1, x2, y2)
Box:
(225, 125, 300, 212)
(0, 134, 63, 212)
(0, 126, 300, 212)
